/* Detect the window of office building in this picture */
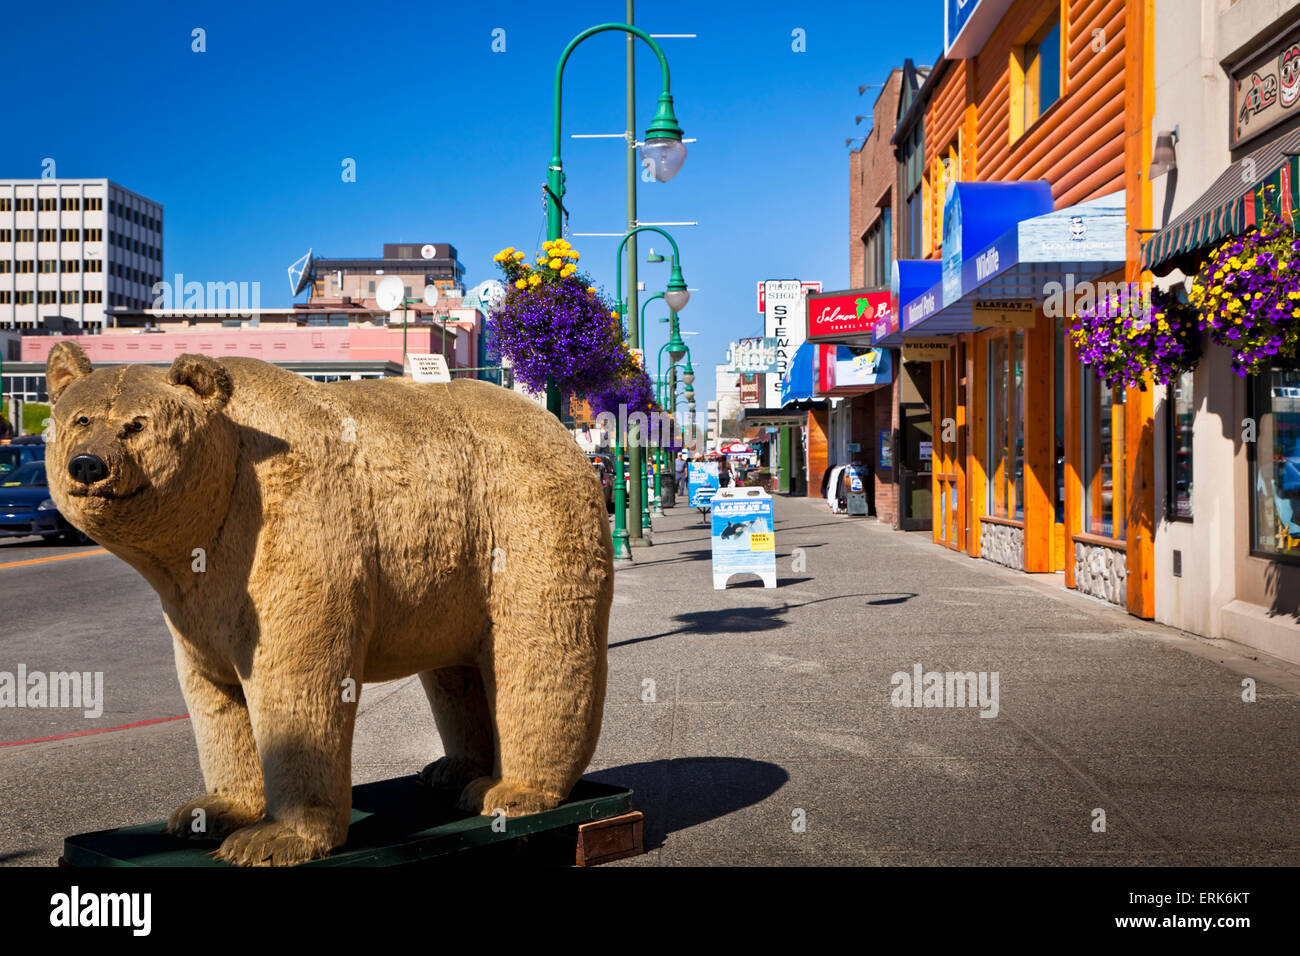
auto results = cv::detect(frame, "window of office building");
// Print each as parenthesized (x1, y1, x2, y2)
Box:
(0, 229, 9, 241)
(16, 198, 33, 211)
(60, 260, 79, 273)
(15, 229, 33, 242)
(85, 259, 102, 273)
(85, 197, 102, 210)
(85, 290, 102, 303)
(1082, 366, 1126, 538)
(61, 228, 80, 241)
(38, 198, 57, 211)
(38, 228, 57, 242)
(16, 260, 33, 273)
(988, 330, 1026, 519)
(38, 260, 56, 273)
(38, 290, 56, 304)
(0, 198, 10, 211)
(1250, 362, 1300, 559)
(60, 290, 80, 304)
(61, 197, 80, 211)
(0, 262, 9, 273)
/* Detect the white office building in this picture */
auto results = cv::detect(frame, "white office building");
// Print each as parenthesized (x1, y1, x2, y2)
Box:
(0, 179, 163, 331)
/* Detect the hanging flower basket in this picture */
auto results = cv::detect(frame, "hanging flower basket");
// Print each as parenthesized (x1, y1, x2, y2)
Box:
(485, 240, 627, 396)
(588, 348, 657, 419)
(1070, 283, 1201, 389)
(1189, 210, 1300, 376)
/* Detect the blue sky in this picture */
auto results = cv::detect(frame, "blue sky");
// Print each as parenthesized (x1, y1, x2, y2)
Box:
(1, 0, 942, 409)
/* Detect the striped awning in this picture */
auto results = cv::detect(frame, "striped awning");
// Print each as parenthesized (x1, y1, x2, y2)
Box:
(1142, 127, 1300, 275)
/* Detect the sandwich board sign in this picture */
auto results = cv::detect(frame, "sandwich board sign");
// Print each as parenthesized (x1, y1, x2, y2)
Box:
(407, 353, 451, 383)
(688, 461, 719, 508)
(710, 487, 776, 589)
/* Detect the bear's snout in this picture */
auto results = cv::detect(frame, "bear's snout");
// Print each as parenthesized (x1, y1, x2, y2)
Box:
(68, 453, 110, 485)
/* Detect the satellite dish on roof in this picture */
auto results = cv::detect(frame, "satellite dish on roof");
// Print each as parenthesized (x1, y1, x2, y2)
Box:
(288, 249, 314, 297)
(376, 276, 405, 311)
(421, 244, 436, 259)
(423, 283, 440, 307)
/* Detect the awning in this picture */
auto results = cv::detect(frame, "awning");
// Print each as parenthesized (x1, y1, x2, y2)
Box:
(875, 259, 941, 346)
(738, 408, 809, 426)
(780, 341, 820, 406)
(1142, 126, 1300, 276)
(889, 189, 1126, 341)
(940, 181, 1054, 306)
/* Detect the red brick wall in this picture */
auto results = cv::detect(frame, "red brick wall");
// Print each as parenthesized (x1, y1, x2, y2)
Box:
(850, 68, 903, 288)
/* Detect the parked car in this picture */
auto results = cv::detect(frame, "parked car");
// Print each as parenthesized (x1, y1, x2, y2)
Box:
(0, 436, 46, 478)
(0, 461, 92, 544)
(586, 453, 615, 513)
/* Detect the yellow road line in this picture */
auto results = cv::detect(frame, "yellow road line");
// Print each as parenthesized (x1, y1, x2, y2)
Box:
(0, 548, 108, 570)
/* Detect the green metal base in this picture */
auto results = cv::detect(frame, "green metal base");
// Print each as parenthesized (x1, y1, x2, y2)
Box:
(61, 777, 634, 868)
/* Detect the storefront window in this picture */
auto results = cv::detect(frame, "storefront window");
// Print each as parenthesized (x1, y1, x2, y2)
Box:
(1082, 367, 1125, 538)
(987, 331, 1025, 519)
(1251, 364, 1300, 559)
(1167, 370, 1194, 519)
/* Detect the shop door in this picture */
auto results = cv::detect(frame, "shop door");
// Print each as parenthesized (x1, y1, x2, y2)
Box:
(934, 346, 965, 550)
(898, 402, 933, 530)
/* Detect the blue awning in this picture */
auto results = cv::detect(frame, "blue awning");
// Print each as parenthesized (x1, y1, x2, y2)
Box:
(941, 181, 1054, 306)
(891, 188, 1127, 342)
(780, 341, 818, 406)
(876, 259, 942, 346)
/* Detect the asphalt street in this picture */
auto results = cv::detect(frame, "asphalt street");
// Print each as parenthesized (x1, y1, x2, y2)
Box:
(2, 496, 1299, 866)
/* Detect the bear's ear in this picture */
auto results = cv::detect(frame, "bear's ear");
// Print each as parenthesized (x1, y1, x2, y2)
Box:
(47, 341, 93, 405)
(168, 353, 232, 413)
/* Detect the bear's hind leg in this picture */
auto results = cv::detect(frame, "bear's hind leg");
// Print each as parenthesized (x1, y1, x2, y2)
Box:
(418, 665, 494, 794)
(458, 598, 608, 817)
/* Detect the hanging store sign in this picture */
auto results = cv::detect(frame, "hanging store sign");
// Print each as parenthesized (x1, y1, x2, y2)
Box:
(764, 279, 809, 408)
(806, 288, 891, 340)
(740, 374, 761, 407)
(1230, 26, 1300, 148)
(901, 338, 952, 361)
(728, 337, 779, 374)
(972, 299, 1037, 328)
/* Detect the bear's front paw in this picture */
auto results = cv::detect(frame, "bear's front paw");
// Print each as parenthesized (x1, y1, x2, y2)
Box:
(458, 777, 565, 817)
(164, 796, 263, 842)
(215, 820, 334, 867)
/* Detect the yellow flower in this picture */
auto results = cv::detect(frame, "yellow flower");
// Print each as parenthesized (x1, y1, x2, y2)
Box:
(610, 310, 619, 319)
(515, 279, 526, 289)
(514, 251, 525, 260)
(542, 240, 553, 250)
(528, 274, 541, 286)
(549, 258, 563, 269)
(587, 286, 598, 294)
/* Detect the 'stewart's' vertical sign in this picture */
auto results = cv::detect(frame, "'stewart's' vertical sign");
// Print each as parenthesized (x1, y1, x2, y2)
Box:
(763, 279, 805, 408)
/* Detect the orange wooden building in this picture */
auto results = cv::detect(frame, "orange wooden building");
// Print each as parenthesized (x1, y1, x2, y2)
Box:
(876, 0, 1155, 616)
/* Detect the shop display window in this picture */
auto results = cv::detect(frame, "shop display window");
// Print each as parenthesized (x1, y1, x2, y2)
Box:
(1082, 366, 1125, 538)
(1250, 363, 1300, 560)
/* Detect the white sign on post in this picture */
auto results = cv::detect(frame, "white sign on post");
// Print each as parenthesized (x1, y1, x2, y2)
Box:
(407, 353, 451, 383)
(764, 279, 806, 408)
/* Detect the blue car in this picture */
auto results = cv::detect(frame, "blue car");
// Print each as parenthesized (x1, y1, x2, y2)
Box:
(0, 461, 92, 544)
(0, 437, 45, 478)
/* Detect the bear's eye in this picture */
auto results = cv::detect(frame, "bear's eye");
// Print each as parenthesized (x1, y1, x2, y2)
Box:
(126, 419, 145, 433)
(76, 415, 90, 426)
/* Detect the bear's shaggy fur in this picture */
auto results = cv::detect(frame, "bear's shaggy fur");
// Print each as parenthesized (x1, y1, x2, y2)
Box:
(45, 343, 612, 866)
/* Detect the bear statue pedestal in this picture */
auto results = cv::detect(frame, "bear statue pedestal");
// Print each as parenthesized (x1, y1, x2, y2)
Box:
(61, 777, 642, 868)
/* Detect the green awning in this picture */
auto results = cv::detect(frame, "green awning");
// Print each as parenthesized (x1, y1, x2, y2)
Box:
(1142, 127, 1300, 276)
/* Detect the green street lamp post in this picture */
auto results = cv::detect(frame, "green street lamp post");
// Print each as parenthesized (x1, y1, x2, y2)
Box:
(611, 226, 689, 552)
(545, 22, 686, 422)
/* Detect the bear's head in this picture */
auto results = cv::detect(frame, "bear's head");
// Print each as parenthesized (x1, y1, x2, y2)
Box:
(44, 342, 238, 555)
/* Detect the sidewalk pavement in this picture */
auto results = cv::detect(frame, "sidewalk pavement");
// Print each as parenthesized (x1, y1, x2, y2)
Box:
(579, 494, 1300, 865)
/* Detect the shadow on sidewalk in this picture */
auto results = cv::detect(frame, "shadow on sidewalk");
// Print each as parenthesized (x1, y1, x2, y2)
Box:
(609, 592, 918, 648)
(586, 757, 789, 852)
